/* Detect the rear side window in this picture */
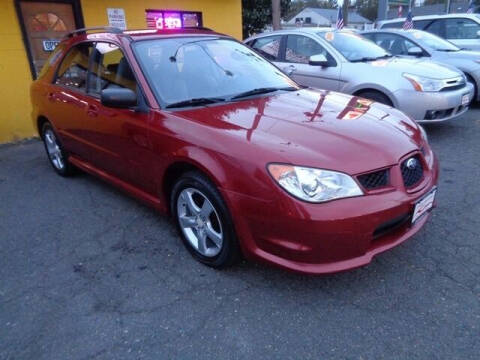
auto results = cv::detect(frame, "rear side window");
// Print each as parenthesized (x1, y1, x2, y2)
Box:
(88, 42, 137, 96)
(37, 43, 66, 79)
(445, 18, 480, 39)
(413, 20, 433, 29)
(55, 43, 93, 90)
(251, 36, 281, 61)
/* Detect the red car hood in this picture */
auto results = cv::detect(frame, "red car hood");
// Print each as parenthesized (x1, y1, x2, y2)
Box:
(174, 89, 422, 175)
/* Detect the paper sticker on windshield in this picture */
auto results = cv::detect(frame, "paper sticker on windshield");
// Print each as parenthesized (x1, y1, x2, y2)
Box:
(371, 60, 388, 67)
(413, 32, 422, 39)
(325, 32, 335, 41)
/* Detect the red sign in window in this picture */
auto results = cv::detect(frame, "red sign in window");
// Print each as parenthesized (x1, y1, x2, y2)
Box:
(145, 10, 202, 29)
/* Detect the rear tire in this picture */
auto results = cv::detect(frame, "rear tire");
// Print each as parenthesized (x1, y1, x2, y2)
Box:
(356, 91, 393, 107)
(41, 122, 75, 176)
(171, 171, 240, 268)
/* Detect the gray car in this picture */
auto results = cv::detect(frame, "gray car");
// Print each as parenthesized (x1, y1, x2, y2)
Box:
(245, 28, 474, 123)
(362, 29, 480, 101)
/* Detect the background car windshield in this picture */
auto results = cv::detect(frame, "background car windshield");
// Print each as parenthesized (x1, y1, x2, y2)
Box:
(410, 30, 459, 51)
(318, 31, 389, 61)
(133, 38, 296, 106)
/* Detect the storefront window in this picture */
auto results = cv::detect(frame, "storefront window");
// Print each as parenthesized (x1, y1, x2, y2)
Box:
(145, 10, 202, 30)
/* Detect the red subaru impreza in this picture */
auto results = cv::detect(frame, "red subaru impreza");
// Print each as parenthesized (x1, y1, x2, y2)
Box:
(31, 27, 438, 274)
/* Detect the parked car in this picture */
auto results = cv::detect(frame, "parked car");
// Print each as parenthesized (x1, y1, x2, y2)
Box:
(377, 13, 480, 51)
(245, 28, 473, 123)
(32, 26, 439, 274)
(362, 29, 480, 101)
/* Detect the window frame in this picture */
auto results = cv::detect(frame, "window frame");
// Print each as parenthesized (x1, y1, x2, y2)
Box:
(52, 40, 150, 110)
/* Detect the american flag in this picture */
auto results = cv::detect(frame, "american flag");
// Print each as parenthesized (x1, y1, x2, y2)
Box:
(336, 7, 344, 29)
(467, 0, 474, 13)
(403, 9, 413, 30)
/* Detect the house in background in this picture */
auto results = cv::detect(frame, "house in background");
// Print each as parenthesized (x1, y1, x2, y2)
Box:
(285, 7, 372, 29)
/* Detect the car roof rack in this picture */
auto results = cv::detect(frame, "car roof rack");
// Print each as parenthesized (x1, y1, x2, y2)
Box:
(64, 26, 123, 39)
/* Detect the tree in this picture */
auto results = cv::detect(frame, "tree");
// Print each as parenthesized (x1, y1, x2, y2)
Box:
(355, 0, 379, 22)
(242, 0, 292, 39)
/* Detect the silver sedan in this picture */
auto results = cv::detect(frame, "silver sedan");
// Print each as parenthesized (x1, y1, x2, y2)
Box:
(245, 28, 474, 123)
(362, 28, 480, 102)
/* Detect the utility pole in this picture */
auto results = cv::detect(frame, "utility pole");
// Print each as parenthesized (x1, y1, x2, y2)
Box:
(272, 0, 281, 30)
(446, 0, 451, 13)
(377, 0, 388, 21)
(342, 0, 350, 26)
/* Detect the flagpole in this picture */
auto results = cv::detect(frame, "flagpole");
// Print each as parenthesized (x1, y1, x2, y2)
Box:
(446, 0, 451, 14)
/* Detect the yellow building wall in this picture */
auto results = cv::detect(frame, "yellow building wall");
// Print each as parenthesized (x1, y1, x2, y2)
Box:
(0, 0, 242, 143)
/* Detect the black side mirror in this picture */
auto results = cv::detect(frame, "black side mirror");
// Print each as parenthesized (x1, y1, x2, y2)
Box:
(309, 54, 329, 67)
(101, 88, 137, 108)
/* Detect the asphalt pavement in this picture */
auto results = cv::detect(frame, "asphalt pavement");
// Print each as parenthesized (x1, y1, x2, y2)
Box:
(1, 110, 479, 359)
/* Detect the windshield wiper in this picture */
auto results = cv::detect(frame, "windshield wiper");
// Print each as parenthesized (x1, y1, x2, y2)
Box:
(437, 49, 459, 52)
(165, 97, 225, 109)
(350, 55, 392, 62)
(230, 86, 297, 100)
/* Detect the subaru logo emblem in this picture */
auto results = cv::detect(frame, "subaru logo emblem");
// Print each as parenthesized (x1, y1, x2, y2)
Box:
(406, 158, 418, 170)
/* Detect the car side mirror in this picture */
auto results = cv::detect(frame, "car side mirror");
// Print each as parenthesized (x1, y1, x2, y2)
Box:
(407, 46, 423, 57)
(477, 30, 480, 38)
(101, 88, 137, 108)
(309, 54, 329, 67)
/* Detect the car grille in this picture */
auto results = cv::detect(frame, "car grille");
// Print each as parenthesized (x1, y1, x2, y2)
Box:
(401, 155, 423, 188)
(357, 169, 389, 190)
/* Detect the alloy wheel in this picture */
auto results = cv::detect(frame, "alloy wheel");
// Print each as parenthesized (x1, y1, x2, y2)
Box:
(176, 188, 224, 257)
(44, 128, 64, 170)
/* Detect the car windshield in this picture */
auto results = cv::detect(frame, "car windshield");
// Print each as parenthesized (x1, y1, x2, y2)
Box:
(318, 31, 391, 62)
(409, 30, 460, 51)
(133, 37, 298, 107)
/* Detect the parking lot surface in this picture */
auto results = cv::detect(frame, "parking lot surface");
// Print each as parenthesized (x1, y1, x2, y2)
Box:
(1, 110, 479, 359)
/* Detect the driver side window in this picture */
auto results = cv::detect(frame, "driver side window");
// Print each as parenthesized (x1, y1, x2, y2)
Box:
(374, 34, 418, 56)
(87, 42, 137, 96)
(285, 35, 335, 65)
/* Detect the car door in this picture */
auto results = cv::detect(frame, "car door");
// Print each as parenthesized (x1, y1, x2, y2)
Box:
(84, 42, 157, 194)
(49, 42, 94, 160)
(280, 34, 341, 91)
(444, 18, 480, 50)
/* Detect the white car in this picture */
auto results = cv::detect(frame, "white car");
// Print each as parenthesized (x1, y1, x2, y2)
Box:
(378, 13, 480, 51)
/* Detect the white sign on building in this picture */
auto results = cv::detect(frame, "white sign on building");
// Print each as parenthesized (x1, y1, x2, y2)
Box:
(107, 8, 127, 30)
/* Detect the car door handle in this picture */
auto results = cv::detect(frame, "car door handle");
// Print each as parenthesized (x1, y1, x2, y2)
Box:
(284, 65, 296, 76)
(87, 104, 99, 117)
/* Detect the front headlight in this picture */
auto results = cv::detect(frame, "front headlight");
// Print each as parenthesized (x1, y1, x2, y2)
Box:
(267, 164, 363, 203)
(403, 73, 444, 92)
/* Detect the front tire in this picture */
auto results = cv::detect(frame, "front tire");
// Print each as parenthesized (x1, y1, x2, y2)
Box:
(171, 171, 240, 268)
(357, 90, 393, 107)
(41, 122, 75, 176)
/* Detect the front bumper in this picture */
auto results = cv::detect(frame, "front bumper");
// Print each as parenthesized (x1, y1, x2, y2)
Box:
(224, 153, 439, 275)
(393, 83, 473, 123)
